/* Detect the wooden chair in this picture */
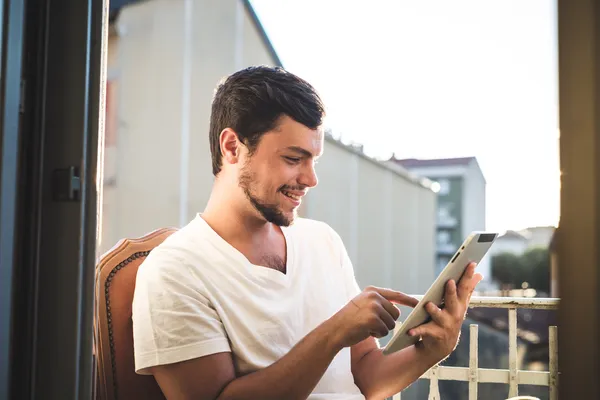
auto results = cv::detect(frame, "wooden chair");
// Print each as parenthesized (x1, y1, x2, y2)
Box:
(94, 227, 178, 400)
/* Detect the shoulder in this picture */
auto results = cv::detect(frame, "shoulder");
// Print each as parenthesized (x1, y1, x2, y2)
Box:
(132, 220, 220, 325)
(290, 217, 345, 248)
(135, 216, 215, 288)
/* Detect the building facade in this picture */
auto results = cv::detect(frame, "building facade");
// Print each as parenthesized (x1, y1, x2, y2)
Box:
(390, 156, 491, 288)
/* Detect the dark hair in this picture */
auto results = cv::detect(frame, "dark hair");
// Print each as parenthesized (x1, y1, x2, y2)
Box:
(209, 66, 325, 176)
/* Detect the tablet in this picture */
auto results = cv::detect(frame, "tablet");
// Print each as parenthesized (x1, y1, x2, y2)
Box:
(382, 231, 498, 355)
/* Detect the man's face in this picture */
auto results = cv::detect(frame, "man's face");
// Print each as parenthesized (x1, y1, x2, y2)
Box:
(238, 115, 323, 226)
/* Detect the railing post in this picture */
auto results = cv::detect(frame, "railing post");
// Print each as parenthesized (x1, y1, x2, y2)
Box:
(549, 326, 558, 400)
(428, 364, 440, 400)
(404, 297, 559, 398)
(469, 324, 479, 400)
(508, 308, 518, 397)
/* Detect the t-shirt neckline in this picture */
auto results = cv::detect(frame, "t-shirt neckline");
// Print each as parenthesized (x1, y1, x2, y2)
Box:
(193, 213, 294, 284)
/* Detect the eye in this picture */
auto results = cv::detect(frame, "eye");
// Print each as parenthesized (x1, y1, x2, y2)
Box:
(283, 156, 301, 164)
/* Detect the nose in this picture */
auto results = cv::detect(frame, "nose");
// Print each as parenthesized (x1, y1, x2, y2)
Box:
(299, 164, 318, 188)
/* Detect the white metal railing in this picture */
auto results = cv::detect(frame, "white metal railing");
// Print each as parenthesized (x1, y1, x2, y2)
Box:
(392, 296, 560, 400)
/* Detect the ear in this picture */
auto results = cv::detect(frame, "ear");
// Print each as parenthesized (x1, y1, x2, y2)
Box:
(219, 128, 242, 167)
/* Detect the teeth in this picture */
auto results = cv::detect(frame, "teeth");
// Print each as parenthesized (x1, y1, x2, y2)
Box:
(283, 191, 300, 200)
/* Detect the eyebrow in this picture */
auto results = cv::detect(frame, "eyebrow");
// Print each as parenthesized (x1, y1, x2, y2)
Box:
(285, 146, 315, 158)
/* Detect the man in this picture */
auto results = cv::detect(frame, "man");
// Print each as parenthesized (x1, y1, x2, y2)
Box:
(132, 66, 482, 400)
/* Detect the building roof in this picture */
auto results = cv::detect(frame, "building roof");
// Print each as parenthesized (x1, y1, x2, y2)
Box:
(390, 156, 476, 169)
(389, 155, 487, 184)
(323, 133, 435, 190)
(109, 0, 283, 67)
(500, 230, 530, 241)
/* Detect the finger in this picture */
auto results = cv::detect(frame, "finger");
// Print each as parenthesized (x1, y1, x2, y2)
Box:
(458, 263, 477, 302)
(373, 287, 419, 308)
(370, 318, 390, 338)
(444, 279, 459, 313)
(366, 291, 401, 320)
(407, 320, 437, 338)
(461, 262, 476, 281)
(375, 303, 398, 331)
(379, 297, 401, 321)
(468, 273, 484, 301)
(424, 301, 448, 326)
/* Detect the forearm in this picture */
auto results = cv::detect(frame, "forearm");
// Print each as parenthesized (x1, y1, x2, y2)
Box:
(353, 345, 441, 399)
(217, 320, 341, 400)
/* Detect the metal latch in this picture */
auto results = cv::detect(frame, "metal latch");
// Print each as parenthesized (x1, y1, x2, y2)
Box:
(53, 166, 81, 202)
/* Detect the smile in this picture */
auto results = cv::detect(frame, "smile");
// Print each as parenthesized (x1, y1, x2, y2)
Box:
(281, 190, 302, 201)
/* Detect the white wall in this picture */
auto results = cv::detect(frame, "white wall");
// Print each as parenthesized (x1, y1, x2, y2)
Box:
(100, 0, 278, 254)
(462, 161, 490, 284)
(462, 161, 487, 237)
(303, 139, 437, 294)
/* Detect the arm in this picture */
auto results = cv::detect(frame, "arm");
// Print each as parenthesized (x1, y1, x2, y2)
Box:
(149, 286, 417, 400)
(351, 339, 438, 399)
(351, 263, 483, 399)
(151, 318, 343, 400)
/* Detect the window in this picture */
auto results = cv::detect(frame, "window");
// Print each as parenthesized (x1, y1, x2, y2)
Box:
(437, 179, 450, 195)
(437, 230, 451, 245)
(438, 203, 454, 219)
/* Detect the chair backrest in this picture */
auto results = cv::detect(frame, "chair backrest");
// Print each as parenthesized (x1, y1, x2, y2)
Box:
(94, 227, 177, 400)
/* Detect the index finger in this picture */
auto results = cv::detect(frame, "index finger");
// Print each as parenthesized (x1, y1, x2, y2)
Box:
(373, 288, 419, 307)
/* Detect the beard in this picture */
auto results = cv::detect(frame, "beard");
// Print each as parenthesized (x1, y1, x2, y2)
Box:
(238, 164, 296, 227)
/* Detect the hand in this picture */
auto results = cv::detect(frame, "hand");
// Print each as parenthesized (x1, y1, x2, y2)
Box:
(407, 262, 482, 360)
(330, 286, 419, 349)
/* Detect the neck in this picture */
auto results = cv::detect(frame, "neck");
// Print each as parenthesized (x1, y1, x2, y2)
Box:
(202, 177, 277, 244)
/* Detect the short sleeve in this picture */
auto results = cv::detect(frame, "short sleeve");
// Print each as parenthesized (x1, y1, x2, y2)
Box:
(132, 250, 231, 374)
(326, 225, 362, 300)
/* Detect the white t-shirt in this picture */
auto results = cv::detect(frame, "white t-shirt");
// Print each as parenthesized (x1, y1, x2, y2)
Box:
(132, 214, 365, 399)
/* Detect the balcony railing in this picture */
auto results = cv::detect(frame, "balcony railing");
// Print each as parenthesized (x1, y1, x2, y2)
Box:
(393, 296, 560, 400)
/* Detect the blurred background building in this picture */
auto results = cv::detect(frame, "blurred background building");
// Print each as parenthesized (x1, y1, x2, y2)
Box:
(389, 156, 492, 288)
(102, 0, 438, 298)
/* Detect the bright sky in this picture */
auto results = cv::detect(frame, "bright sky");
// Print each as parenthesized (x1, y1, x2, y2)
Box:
(250, 0, 560, 233)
